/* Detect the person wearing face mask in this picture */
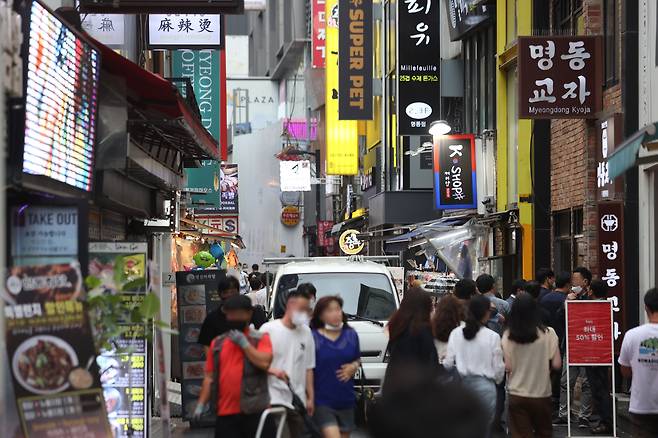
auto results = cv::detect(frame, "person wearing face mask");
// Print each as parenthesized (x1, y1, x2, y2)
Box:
(260, 288, 316, 438)
(194, 295, 274, 438)
(297, 282, 318, 313)
(309, 296, 360, 438)
(569, 266, 592, 300)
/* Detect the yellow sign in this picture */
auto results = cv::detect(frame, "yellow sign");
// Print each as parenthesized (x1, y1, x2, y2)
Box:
(281, 206, 301, 227)
(339, 229, 365, 255)
(326, 0, 358, 175)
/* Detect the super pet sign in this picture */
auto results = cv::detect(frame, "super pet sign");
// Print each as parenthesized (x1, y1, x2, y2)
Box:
(79, 0, 243, 14)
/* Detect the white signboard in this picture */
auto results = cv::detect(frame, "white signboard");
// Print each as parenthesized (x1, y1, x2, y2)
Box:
(11, 206, 78, 257)
(280, 160, 312, 192)
(81, 14, 125, 46)
(148, 14, 222, 48)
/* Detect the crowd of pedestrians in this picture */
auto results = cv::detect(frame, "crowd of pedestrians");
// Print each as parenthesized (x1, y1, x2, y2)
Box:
(191, 261, 658, 438)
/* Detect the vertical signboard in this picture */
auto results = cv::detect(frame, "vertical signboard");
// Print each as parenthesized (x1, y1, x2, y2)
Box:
(312, 0, 326, 68)
(596, 114, 623, 200)
(175, 270, 225, 424)
(597, 202, 626, 350)
(88, 242, 149, 438)
(338, 0, 372, 119)
(3, 263, 112, 438)
(397, 0, 441, 135)
(518, 36, 602, 119)
(325, 0, 359, 175)
(433, 134, 477, 209)
(172, 50, 221, 141)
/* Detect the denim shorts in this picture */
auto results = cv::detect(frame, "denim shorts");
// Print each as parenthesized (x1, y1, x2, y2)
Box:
(313, 405, 356, 432)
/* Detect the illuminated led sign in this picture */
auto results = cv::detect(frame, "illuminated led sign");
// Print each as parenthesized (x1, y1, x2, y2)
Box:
(23, 0, 100, 191)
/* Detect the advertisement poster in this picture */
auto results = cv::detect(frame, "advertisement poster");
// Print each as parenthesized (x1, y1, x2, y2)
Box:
(338, 0, 372, 119)
(11, 206, 79, 261)
(185, 160, 222, 209)
(220, 163, 239, 214)
(397, 0, 440, 135)
(518, 36, 602, 119)
(433, 134, 477, 209)
(175, 270, 225, 423)
(566, 301, 614, 365)
(88, 242, 149, 438)
(3, 263, 111, 438)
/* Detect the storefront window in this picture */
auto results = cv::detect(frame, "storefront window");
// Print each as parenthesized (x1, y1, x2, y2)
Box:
(553, 0, 583, 34)
(604, 0, 618, 85)
(506, 0, 517, 46)
(553, 208, 583, 272)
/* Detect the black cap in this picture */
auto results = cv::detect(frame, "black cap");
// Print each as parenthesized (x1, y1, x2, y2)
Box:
(223, 295, 254, 312)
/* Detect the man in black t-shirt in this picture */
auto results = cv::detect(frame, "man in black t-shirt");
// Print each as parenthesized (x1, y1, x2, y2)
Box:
(197, 276, 267, 348)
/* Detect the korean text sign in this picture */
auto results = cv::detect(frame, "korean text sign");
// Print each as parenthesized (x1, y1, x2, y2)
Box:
(433, 134, 477, 209)
(597, 202, 625, 349)
(566, 301, 614, 365)
(338, 0, 372, 119)
(518, 36, 602, 119)
(397, 0, 440, 135)
(312, 0, 326, 68)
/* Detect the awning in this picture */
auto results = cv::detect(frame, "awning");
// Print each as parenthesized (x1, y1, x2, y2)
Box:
(384, 215, 472, 252)
(94, 40, 219, 161)
(329, 215, 368, 236)
(609, 122, 658, 179)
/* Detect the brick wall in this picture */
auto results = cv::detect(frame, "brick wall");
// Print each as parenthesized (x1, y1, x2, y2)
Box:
(547, 0, 623, 273)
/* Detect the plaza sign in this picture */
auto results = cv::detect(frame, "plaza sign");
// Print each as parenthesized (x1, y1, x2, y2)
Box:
(79, 0, 243, 14)
(518, 36, 602, 119)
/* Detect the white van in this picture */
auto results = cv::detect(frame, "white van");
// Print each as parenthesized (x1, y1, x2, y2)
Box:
(265, 257, 399, 388)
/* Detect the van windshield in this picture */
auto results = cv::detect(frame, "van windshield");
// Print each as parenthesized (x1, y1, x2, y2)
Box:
(274, 273, 397, 321)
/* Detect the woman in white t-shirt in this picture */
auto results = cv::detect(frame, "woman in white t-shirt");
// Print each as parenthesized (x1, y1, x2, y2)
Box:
(444, 294, 505, 437)
(502, 294, 562, 438)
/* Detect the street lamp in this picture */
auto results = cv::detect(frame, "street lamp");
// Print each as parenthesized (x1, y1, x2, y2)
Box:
(428, 120, 452, 137)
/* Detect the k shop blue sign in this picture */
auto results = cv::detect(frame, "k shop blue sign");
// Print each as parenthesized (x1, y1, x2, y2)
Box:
(433, 134, 477, 210)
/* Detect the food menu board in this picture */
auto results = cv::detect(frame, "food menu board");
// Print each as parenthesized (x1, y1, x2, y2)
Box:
(2, 262, 112, 438)
(175, 270, 224, 424)
(23, 0, 100, 192)
(88, 242, 149, 438)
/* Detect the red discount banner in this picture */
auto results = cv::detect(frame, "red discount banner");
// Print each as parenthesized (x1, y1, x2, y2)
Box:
(566, 300, 614, 365)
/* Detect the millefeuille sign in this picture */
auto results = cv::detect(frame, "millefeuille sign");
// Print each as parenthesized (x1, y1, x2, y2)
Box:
(338, 0, 372, 120)
(79, 0, 242, 14)
(518, 36, 602, 119)
(397, 0, 441, 135)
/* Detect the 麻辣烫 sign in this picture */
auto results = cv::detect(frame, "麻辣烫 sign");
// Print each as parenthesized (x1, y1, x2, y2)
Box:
(148, 14, 223, 49)
(338, 0, 372, 120)
(433, 134, 477, 210)
(397, 0, 440, 135)
(518, 36, 602, 119)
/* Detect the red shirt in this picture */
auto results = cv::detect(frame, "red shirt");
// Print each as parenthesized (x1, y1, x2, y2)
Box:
(205, 332, 272, 415)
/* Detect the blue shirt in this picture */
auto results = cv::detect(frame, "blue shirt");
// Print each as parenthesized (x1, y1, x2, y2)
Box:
(312, 327, 360, 409)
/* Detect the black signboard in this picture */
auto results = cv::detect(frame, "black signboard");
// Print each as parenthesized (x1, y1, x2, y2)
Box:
(79, 0, 243, 14)
(443, 0, 493, 41)
(338, 0, 373, 120)
(3, 263, 112, 438)
(175, 270, 225, 424)
(433, 134, 477, 209)
(397, 0, 441, 135)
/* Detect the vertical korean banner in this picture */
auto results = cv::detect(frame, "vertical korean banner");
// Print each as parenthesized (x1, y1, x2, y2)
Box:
(172, 50, 221, 142)
(3, 263, 112, 438)
(397, 0, 440, 135)
(596, 114, 624, 200)
(88, 242, 149, 438)
(597, 202, 625, 351)
(312, 0, 326, 68)
(338, 0, 372, 119)
(518, 36, 602, 119)
(325, 0, 359, 175)
(433, 134, 477, 209)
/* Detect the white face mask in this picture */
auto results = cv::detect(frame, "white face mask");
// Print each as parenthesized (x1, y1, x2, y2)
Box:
(309, 298, 316, 310)
(571, 286, 583, 294)
(325, 322, 344, 331)
(291, 311, 310, 327)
